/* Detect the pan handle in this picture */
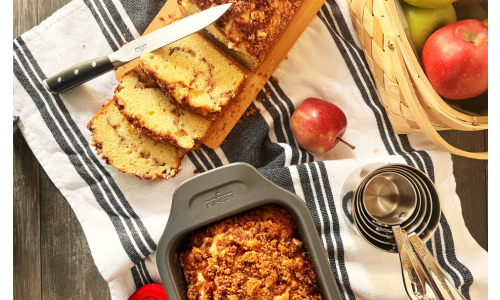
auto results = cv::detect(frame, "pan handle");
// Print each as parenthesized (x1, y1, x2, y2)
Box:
(166, 162, 303, 237)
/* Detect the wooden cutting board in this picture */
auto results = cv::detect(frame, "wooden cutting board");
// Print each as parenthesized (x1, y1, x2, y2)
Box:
(115, 0, 325, 149)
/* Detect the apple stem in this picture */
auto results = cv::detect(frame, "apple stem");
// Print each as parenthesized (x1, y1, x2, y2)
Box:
(337, 137, 356, 150)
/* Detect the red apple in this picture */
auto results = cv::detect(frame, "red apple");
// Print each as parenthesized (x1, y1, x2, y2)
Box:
(422, 19, 488, 100)
(290, 98, 348, 153)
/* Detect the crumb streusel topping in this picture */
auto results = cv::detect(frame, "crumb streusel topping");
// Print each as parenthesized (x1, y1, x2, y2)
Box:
(181, 0, 304, 64)
(179, 205, 322, 300)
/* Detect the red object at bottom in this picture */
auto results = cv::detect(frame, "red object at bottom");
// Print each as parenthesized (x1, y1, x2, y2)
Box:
(128, 284, 168, 300)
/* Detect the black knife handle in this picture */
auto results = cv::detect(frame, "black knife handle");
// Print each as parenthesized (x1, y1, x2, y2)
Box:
(43, 56, 116, 94)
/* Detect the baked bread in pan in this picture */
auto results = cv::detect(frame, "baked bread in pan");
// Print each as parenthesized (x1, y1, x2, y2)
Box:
(179, 205, 322, 300)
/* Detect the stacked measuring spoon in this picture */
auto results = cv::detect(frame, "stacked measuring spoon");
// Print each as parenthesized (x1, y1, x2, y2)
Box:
(342, 163, 466, 300)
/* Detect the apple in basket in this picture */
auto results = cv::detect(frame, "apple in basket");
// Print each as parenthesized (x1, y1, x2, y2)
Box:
(422, 19, 488, 100)
(290, 98, 354, 153)
(401, 0, 455, 9)
(400, 1, 457, 55)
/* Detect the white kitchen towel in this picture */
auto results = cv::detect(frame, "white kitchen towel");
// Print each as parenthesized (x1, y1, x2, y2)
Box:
(13, 0, 488, 299)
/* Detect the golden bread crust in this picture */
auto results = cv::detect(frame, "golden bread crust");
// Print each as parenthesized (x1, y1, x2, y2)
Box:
(114, 68, 212, 151)
(87, 100, 185, 180)
(139, 33, 247, 120)
(178, 0, 304, 70)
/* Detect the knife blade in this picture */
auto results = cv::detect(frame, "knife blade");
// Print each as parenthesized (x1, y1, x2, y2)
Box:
(43, 3, 231, 94)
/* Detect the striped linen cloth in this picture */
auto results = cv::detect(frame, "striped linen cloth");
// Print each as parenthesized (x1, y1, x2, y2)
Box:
(13, 0, 488, 299)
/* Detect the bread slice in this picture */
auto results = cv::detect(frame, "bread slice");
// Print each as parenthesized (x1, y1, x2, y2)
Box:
(114, 68, 212, 151)
(178, 0, 305, 71)
(87, 100, 185, 180)
(139, 33, 247, 119)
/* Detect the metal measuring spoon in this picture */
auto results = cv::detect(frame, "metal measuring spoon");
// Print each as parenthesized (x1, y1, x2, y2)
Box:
(364, 173, 439, 299)
(363, 172, 417, 225)
(408, 233, 466, 300)
(363, 178, 426, 300)
(358, 168, 426, 237)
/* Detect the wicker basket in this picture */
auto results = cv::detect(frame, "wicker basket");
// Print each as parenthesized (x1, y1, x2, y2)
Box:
(347, 0, 488, 160)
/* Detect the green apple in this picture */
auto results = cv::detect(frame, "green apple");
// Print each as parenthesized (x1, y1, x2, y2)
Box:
(455, 4, 487, 21)
(482, 18, 488, 26)
(402, 0, 457, 9)
(401, 2, 457, 55)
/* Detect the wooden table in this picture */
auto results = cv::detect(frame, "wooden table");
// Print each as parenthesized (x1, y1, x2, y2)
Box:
(13, 0, 488, 299)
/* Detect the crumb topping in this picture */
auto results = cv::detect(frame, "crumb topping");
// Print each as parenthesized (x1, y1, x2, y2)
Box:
(179, 205, 322, 300)
(181, 0, 304, 63)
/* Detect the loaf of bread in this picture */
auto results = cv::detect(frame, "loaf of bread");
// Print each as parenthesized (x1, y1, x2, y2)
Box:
(139, 33, 247, 119)
(115, 68, 212, 151)
(179, 205, 323, 300)
(178, 0, 304, 71)
(87, 101, 185, 180)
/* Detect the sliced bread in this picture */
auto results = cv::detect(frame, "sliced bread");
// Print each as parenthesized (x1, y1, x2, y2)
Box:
(87, 100, 185, 180)
(139, 33, 247, 119)
(115, 68, 212, 151)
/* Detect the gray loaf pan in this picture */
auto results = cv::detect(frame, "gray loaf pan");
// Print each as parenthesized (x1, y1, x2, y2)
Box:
(156, 162, 342, 300)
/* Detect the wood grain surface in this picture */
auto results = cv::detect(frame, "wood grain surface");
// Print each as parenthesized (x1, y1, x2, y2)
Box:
(13, 0, 487, 299)
(14, 0, 111, 299)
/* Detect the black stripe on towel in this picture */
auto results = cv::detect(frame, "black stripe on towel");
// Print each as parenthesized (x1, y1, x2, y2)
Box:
(93, 0, 126, 45)
(102, 0, 135, 42)
(82, 0, 120, 51)
(318, 2, 416, 166)
(296, 164, 347, 300)
(13, 57, 143, 263)
(118, 0, 168, 35)
(259, 89, 289, 144)
(192, 150, 215, 171)
(319, 1, 474, 296)
(187, 152, 207, 173)
(198, 145, 223, 168)
(296, 165, 322, 232)
(258, 166, 296, 194)
(16, 37, 157, 251)
(318, 162, 355, 299)
(263, 82, 301, 166)
(140, 260, 154, 284)
(15, 38, 157, 258)
(308, 163, 349, 300)
(432, 227, 462, 288)
(136, 260, 152, 284)
(268, 78, 313, 164)
(440, 215, 474, 298)
(131, 266, 145, 289)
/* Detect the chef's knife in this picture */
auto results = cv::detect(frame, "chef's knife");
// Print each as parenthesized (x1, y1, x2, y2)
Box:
(43, 3, 231, 94)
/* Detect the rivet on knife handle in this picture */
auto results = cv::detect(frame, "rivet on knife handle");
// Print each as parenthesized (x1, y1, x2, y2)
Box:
(408, 233, 466, 300)
(43, 55, 121, 94)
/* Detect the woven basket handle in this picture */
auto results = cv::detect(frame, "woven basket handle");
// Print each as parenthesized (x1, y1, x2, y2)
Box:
(386, 35, 488, 160)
